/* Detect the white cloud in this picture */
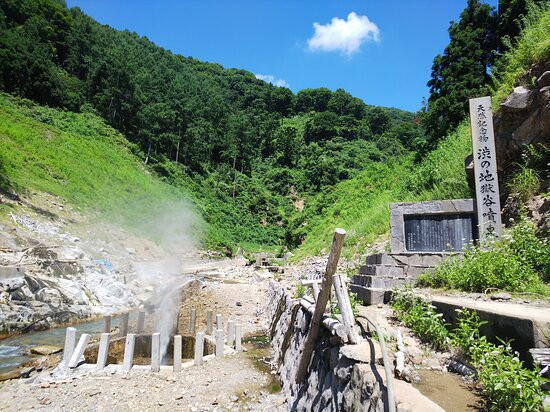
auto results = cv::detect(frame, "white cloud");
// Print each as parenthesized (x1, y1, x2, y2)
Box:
(307, 12, 380, 56)
(255, 74, 290, 88)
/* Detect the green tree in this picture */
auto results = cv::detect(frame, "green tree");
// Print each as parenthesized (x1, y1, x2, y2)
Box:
(423, 0, 497, 145)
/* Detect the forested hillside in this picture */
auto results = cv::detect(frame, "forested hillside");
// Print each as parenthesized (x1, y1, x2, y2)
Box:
(0, 0, 422, 250)
(0, 0, 547, 255)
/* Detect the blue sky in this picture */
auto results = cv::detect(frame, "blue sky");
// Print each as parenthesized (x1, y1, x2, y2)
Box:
(65, 0, 498, 112)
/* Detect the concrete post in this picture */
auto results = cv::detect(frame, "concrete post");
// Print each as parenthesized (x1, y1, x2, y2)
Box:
(63, 327, 76, 364)
(68, 333, 91, 368)
(103, 315, 111, 333)
(207, 310, 213, 335)
(96, 333, 110, 370)
(137, 310, 145, 333)
(194, 332, 205, 366)
(216, 314, 222, 330)
(227, 320, 235, 347)
(122, 333, 135, 372)
(119, 313, 129, 337)
(215, 329, 224, 357)
(189, 308, 196, 335)
(173, 335, 182, 373)
(151, 332, 160, 372)
(235, 324, 242, 351)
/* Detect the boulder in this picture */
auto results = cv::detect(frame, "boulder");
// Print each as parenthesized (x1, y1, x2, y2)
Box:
(501, 86, 537, 112)
(30, 345, 62, 355)
(537, 71, 550, 88)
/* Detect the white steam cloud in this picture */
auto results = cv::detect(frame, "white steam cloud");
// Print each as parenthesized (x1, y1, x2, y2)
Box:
(307, 12, 380, 56)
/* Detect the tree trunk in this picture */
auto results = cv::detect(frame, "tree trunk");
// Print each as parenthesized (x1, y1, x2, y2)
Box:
(144, 140, 152, 165)
(232, 154, 237, 198)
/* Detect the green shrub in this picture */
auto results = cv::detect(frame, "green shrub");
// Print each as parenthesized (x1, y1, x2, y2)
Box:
(452, 310, 545, 412)
(391, 288, 450, 350)
(416, 218, 549, 294)
(391, 293, 545, 411)
(507, 166, 540, 203)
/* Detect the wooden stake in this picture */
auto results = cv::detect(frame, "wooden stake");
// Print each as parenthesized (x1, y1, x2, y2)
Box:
(333, 274, 359, 344)
(295, 228, 346, 384)
(312, 283, 320, 301)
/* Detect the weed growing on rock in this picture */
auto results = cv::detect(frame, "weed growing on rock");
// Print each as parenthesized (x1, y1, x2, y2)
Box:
(452, 309, 545, 412)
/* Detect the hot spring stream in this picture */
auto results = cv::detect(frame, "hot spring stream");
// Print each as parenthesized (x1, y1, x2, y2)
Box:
(0, 312, 138, 373)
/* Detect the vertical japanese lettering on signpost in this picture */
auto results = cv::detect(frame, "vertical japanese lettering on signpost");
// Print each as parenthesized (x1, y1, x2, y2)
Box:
(468, 96, 503, 243)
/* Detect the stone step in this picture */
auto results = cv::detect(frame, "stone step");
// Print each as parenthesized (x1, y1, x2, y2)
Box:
(351, 275, 409, 289)
(365, 253, 447, 268)
(349, 285, 392, 306)
(359, 265, 404, 277)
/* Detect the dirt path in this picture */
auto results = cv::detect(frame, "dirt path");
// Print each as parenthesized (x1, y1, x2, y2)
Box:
(0, 263, 287, 411)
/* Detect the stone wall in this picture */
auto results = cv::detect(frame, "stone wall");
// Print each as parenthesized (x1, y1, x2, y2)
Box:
(267, 283, 385, 411)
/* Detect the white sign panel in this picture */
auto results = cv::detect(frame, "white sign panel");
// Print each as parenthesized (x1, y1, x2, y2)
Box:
(469, 96, 502, 241)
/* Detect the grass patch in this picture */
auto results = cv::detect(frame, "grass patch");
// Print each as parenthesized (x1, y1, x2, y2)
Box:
(416, 217, 550, 293)
(492, 3, 550, 105)
(292, 121, 473, 259)
(391, 289, 546, 411)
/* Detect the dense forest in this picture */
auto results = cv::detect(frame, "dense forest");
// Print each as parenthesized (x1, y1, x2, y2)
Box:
(0, 0, 542, 251)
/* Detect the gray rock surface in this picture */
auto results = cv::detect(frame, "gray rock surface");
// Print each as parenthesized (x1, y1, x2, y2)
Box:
(537, 71, 550, 87)
(501, 86, 537, 112)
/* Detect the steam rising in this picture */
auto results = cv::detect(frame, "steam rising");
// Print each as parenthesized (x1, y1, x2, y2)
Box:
(130, 200, 203, 361)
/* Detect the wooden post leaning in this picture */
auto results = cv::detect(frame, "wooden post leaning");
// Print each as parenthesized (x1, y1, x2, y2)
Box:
(333, 274, 359, 344)
(295, 228, 346, 384)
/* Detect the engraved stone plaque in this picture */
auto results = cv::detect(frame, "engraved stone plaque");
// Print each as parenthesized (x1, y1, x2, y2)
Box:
(404, 213, 477, 252)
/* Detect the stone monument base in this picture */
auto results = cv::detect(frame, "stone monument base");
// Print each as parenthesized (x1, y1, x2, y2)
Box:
(350, 252, 453, 305)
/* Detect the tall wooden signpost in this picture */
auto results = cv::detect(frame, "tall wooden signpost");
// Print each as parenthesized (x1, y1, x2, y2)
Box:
(468, 96, 503, 244)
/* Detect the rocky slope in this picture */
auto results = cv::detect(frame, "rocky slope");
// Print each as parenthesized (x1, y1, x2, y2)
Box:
(0, 190, 195, 334)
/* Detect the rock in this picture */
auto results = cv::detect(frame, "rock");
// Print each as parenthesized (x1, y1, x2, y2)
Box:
(125, 247, 136, 255)
(501, 86, 537, 112)
(30, 345, 63, 355)
(0, 369, 22, 381)
(397, 402, 413, 412)
(490, 292, 511, 301)
(537, 71, 550, 88)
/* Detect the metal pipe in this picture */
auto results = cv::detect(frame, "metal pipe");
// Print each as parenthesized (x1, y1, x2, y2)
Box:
(357, 315, 396, 412)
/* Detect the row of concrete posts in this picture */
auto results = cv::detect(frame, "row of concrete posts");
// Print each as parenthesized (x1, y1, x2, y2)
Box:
(61, 309, 243, 372)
